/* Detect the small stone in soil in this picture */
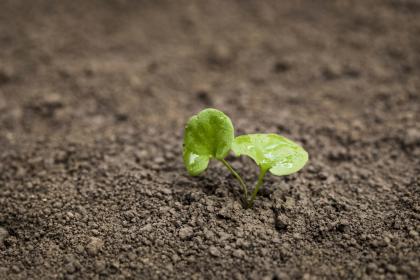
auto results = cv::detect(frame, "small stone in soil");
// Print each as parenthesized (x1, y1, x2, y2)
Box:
(367, 263, 377, 274)
(386, 264, 397, 273)
(403, 128, 420, 146)
(153, 156, 165, 164)
(11, 265, 20, 273)
(65, 262, 76, 274)
(160, 188, 171, 195)
(233, 249, 245, 258)
(140, 224, 152, 232)
(409, 230, 418, 238)
(284, 197, 295, 209)
(95, 260, 106, 273)
(179, 226, 194, 240)
(275, 214, 289, 230)
(53, 201, 63, 208)
(274, 271, 290, 280)
(86, 237, 104, 256)
(209, 246, 220, 257)
(171, 254, 180, 263)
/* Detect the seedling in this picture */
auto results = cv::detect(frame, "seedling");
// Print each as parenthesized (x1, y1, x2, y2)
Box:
(183, 108, 308, 208)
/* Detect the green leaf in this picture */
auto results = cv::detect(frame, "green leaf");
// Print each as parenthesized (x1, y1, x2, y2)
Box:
(232, 133, 308, 176)
(183, 108, 234, 176)
(182, 150, 209, 176)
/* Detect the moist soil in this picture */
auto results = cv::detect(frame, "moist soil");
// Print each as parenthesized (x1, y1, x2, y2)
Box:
(1, 1, 420, 279)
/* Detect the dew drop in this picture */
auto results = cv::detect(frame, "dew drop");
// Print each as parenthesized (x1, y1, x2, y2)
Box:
(189, 153, 199, 165)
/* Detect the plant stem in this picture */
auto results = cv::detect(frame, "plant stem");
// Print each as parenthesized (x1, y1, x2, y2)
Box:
(247, 167, 268, 208)
(220, 159, 248, 201)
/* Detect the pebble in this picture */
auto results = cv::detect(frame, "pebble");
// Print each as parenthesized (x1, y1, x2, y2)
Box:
(383, 236, 391, 244)
(95, 260, 106, 273)
(171, 254, 180, 263)
(386, 264, 397, 273)
(284, 197, 295, 210)
(140, 224, 152, 232)
(367, 263, 377, 274)
(86, 237, 104, 256)
(179, 226, 194, 240)
(293, 233, 302, 240)
(275, 214, 289, 230)
(409, 230, 418, 238)
(127, 252, 136, 261)
(403, 128, 420, 146)
(135, 150, 149, 159)
(65, 262, 76, 274)
(160, 188, 172, 195)
(53, 201, 63, 208)
(274, 271, 290, 280)
(154, 156, 165, 164)
(209, 246, 220, 257)
(11, 265, 20, 273)
(203, 229, 215, 240)
(232, 249, 245, 258)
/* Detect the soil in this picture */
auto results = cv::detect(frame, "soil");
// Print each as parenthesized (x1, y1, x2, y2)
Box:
(1, 0, 420, 279)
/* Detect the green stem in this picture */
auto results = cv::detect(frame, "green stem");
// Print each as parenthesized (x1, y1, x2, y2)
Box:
(247, 167, 268, 208)
(220, 159, 248, 201)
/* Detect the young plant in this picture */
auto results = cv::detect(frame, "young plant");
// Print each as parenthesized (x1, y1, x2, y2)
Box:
(183, 108, 308, 208)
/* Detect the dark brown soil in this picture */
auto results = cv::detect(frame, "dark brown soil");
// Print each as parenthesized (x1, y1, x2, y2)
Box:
(1, 0, 420, 279)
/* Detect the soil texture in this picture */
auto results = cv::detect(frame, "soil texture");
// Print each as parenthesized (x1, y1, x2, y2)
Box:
(0, 0, 420, 279)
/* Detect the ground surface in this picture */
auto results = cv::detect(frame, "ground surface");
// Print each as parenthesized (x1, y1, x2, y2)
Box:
(0, 0, 420, 279)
